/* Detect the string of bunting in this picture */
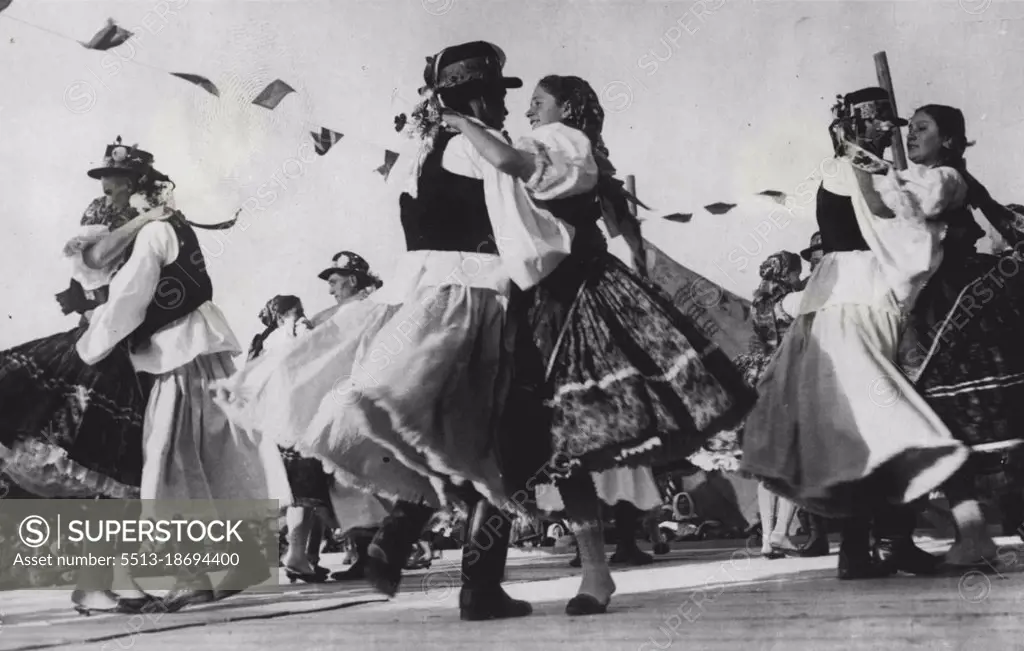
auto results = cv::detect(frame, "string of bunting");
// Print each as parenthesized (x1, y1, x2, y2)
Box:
(0, 1, 772, 215)
(0, 2, 402, 178)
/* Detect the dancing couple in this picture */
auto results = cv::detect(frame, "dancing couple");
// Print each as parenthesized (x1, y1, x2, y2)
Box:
(0, 138, 289, 614)
(217, 39, 754, 619)
(743, 86, 1024, 577)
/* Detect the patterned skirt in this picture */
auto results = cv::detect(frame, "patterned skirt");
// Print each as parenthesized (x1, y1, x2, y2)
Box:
(742, 303, 968, 517)
(901, 251, 1024, 447)
(687, 350, 771, 474)
(899, 251, 1024, 496)
(499, 246, 757, 497)
(0, 324, 148, 499)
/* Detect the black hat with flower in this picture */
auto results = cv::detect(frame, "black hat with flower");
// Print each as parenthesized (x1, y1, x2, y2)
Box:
(317, 251, 383, 290)
(421, 41, 522, 94)
(87, 136, 157, 179)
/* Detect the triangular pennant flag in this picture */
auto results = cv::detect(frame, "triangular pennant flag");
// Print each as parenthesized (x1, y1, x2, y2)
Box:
(757, 190, 788, 205)
(375, 150, 400, 179)
(704, 202, 737, 215)
(310, 127, 344, 156)
(252, 79, 296, 110)
(0, 1, 13, 14)
(662, 212, 693, 223)
(81, 18, 133, 51)
(171, 73, 220, 97)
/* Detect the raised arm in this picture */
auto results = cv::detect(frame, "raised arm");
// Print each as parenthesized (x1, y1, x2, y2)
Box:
(851, 167, 896, 220)
(442, 112, 536, 180)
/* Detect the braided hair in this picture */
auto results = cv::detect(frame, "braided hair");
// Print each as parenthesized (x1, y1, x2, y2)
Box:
(248, 295, 303, 361)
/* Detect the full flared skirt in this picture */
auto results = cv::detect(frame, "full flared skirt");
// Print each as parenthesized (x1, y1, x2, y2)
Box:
(0, 324, 148, 499)
(214, 300, 432, 507)
(500, 251, 757, 501)
(345, 284, 512, 507)
(741, 304, 969, 517)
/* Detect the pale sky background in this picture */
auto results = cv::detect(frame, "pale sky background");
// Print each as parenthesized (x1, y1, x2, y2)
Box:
(1, 0, 1022, 350)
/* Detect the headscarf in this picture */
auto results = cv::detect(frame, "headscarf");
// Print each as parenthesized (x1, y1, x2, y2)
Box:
(534, 75, 655, 273)
(750, 251, 803, 354)
(536, 75, 608, 157)
(248, 295, 304, 360)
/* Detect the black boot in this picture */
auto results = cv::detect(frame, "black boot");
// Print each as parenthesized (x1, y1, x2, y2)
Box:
(458, 499, 533, 621)
(366, 501, 436, 597)
(609, 502, 653, 566)
(332, 528, 376, 581)
(871, 504, 941, 576)
(798, 512, 831, 557)
(838, 517, 891, 580)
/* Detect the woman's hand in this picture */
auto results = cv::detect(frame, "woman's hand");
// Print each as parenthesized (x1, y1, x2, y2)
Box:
(440, 108, 470, 133)
(62, 236, 91, 257)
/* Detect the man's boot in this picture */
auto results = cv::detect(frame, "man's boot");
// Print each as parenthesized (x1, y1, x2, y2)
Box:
(332, 527, 376, 581)
(838, 517, 891, 580)
(872, 503, 941, 576)
(798, 512, 831, 557)
(458, 498, 533, 621)
(365, 501, 436, 597)
(609, 502, 653, 566)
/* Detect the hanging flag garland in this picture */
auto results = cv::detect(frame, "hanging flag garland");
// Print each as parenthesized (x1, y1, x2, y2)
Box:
(375, 150, 400, 179)
(81, 18, 133, 51)
(662, 212, 693, 224)
(310, 127, 344, 156)
(170, 73, 220, 97)
(252, 79, 296, 110)
(704, 202, 737, 215)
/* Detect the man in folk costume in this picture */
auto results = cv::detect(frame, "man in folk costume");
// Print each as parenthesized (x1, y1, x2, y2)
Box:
(741, 89, 969, 579)
(76, 139, 290, 611)
(349, 41, 534, 621)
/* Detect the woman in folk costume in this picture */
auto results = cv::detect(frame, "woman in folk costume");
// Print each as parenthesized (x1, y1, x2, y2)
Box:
(441, 74, 756, 615)
(741, 88, 972, 579)
(245, 294, 335, 584)
(0, 141, 169, 614)
(214, 255, 392, 584)
(74, 142, 291, 613)
(895, 105, 1024, 567)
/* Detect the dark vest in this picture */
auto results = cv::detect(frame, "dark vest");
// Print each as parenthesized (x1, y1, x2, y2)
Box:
(126, 214, 213, 350)
(816, 185, 869, 253)
(400, 131, 497, 254)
